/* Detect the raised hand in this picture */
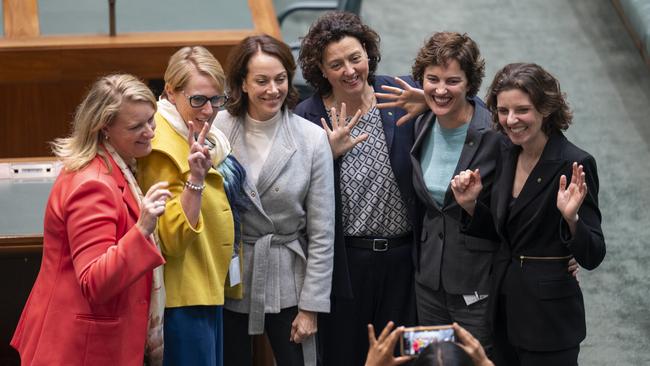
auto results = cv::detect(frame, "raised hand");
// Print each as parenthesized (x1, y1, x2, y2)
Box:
(364, 322, 411, 366)
(450, 169, 483, 216)
(557, 162, 587, 234)
(453, 323, 494, 366)
(290, 310, 317, 344)
(187, 121, 213, 184)
(321, 102, 369, 159)
(136, 181, 171, 236)
(375, 76, 427, 126)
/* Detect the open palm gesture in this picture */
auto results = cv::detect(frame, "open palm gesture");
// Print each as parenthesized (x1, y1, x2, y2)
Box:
(321, 102, 368, 159)
(375, 76, 427, 126)
(557, 162, 587, 227)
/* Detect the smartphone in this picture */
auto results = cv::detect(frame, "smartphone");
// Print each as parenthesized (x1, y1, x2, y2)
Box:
(400, 325, 455, 356)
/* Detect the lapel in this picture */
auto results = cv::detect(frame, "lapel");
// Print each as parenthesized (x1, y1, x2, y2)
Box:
(374, 82, 397, 154)
(104, 152, 140, 220)
(508, 132, 566, 222)
(410, 111, 442, 211)
(495, 143, 517, 234)
(255, 110, 297, 196)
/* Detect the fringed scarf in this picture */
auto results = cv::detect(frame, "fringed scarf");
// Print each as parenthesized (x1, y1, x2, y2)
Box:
(103, 142, 165, 366)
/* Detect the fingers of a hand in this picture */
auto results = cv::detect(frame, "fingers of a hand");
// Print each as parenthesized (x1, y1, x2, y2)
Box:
(393, 76, 411, 90)
(559, 174, 567, 192)
(376, 101, 399, 110)
(346, 109, 363, 130)
(147, 189, 172, 203)
(379, 85, 404, 96)
(320, 118, 333, 134)
(352, 133, 369, 146)
(377, 321, 395, 343)
(375, 91, 399, 101)
(146, 181, 169, 197)
(385, 326, 404, 348)
(340, 102, 348, 122)
(329, 107, 339, 129)
(367, 324, 378, 345)
(395, 356, 414, 365)
(197, 121, 210, 145)
(187, 121, 196, 146)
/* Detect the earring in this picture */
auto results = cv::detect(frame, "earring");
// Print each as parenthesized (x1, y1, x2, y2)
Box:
(322, 73, 327, 78)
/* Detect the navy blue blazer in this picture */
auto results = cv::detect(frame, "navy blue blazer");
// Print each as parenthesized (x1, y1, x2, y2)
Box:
(467, 131, 606, 351)
(293, 75, 419, 299)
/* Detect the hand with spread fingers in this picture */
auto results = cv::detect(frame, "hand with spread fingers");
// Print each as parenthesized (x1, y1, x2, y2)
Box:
(136, 181, 171, 236)
(321, 102, 369, 159)
(364, 321, 411, 366)
(375, 76, 427, 126)
(290, 310, 317, 344)
(450, 168, 483, 216)
(453, 323, 494, 366)
(557, 162, 588, 235)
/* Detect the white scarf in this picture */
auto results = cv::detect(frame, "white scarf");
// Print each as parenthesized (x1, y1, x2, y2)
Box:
(103, 143, 165, 366)
(157, 98, 231, 166)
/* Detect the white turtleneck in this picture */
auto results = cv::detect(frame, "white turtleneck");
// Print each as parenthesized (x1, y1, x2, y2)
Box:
(243, 111, 282, 185)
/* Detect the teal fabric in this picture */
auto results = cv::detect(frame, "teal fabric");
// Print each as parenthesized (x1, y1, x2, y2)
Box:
(420, 122, 469, 206)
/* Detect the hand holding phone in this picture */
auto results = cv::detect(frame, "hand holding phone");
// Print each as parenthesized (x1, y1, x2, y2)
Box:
(400, 325, 455, 356)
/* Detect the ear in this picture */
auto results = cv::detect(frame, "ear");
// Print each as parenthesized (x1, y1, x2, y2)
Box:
(319, 64, 327, 79)
(165, 84, 177, 104)
(242, 80, 248, 94)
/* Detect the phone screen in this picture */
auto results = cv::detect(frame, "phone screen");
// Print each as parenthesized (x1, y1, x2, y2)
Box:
(401, 326, 455, 356)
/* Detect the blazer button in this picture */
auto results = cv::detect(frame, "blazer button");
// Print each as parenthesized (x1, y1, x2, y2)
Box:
(468, 141, 474, 146)
(536, 177, 542, 183)
(274, 187, 279, 192)
(251, 191, 256, 197)
(388, 111, 393, 116)
(438, 232, 444, 239)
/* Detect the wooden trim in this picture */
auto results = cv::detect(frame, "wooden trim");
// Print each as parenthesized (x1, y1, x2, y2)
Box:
(3, 0, 39, 38)
(0, 156, 57, 163)
(248, 0, 281, 39)
(611, 0, 650, 68)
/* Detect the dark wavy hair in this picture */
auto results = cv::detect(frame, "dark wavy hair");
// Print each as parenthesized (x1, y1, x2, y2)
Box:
(225, 34, 299, 117)
(411, 32, 485, 98)
(298, 11, 381, 97)
(486, 63, 572, 135)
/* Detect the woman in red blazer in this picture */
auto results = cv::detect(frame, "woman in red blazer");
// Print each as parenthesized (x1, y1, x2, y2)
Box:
(10, 74, 177, 365)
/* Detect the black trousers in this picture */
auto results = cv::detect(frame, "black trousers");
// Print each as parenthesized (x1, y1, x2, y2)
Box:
(318, 244, 416, 366)
(414, 280, 492, 351)
(493, 295, 580, 366)
(223, 307, 304, 366)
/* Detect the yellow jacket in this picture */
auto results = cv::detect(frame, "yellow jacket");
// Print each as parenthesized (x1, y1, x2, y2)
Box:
(138, 113, 238, 307)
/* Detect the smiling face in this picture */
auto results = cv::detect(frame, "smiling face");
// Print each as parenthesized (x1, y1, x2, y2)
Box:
(103, 101, 156, 161)
(167, 70, 222, 130)
(422, 59, 471, 125)
(242, 51, 288, 121)
(496, 88, 548, 150)
(320, 36, 369, 97)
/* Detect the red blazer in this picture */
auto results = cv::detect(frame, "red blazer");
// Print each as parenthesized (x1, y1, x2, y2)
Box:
(11, 152, 165, 366)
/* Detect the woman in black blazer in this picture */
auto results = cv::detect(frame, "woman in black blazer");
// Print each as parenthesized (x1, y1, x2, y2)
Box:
(450, 63, 606, 366)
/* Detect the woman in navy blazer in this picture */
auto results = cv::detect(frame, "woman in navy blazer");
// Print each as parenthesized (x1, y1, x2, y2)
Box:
(294, 11, 420, 366)
(451, 63, 606, 366)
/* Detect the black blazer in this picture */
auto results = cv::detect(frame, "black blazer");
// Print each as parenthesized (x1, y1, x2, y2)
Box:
(467, 131, 606, 351)
(293, 75, 420, 299)
(411, 99, 502, 295)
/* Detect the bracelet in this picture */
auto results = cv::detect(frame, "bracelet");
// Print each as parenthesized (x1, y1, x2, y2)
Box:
(184, 180, 206, 192)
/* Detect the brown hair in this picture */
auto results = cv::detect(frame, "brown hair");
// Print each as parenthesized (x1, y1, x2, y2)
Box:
(411, 32, 485, 97)
(225, 34, 299, 117)
(486, 63, 572, 135)
(298, 11, 380, 97)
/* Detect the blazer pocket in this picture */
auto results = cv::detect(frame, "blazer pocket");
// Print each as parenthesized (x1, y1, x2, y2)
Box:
(462, 235, 499, 252)
(537, 277, 580, 300)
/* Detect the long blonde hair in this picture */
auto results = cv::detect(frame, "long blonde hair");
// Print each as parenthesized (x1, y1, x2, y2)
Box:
(51, 74, 156, 171)
(162, 46, 226, 98)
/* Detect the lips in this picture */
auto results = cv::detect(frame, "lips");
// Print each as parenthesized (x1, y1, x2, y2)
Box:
(433, 95, 452, 106)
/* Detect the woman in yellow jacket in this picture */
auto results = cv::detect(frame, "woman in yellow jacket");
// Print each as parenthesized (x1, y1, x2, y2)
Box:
(138, 46, 247, 366)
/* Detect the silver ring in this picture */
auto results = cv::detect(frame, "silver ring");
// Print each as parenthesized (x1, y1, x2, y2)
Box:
(399, 89, 404, 96)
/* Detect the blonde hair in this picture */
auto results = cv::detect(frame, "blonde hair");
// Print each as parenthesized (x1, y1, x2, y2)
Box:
(163, 46, 226, 97)
(51, 74, 156, 171)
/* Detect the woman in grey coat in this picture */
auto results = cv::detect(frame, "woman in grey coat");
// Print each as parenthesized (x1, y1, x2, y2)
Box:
(215, 35, 334, 366)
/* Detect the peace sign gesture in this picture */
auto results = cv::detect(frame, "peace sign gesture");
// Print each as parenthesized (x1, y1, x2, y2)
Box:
(321, 102, 368, 159)
(186, 120, 212, 184)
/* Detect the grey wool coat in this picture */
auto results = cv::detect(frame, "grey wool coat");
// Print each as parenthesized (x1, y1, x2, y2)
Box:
(215, 109, 334, 353)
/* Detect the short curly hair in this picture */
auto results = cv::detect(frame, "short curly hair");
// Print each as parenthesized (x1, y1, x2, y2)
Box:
(411, 32, 485, 98)
(225, 34, 299, 118)
(486, 63, 572, 135)
(299, 11, 381, 97)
